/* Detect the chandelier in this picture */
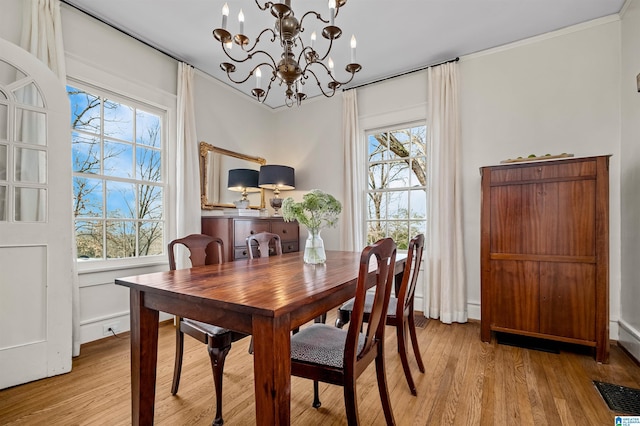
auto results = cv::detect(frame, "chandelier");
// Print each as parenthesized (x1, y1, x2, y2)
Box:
(213, 0, 362, 107)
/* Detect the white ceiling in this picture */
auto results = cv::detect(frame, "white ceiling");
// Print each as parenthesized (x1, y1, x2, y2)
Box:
(61, 0, 625, 109)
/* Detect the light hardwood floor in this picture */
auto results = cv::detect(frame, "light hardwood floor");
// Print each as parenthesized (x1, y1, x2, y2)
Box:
(1, 312, 639, 425)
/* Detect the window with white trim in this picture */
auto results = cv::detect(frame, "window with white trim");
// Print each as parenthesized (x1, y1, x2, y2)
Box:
(366, 122, 427, 250)
(67, 82, 166, 261)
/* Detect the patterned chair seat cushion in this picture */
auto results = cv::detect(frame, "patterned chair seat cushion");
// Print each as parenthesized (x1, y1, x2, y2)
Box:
(183, 318, 229, 336)
(291, 324, 366, 368)
(340, 294, 398, 317)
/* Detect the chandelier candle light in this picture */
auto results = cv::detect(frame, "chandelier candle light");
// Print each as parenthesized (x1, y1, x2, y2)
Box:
(213, 0, 362, 107)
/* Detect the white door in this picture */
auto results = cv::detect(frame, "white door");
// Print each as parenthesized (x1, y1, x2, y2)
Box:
(0, 38, 73, 389)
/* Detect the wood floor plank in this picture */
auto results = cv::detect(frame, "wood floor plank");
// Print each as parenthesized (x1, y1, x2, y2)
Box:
(1, 317, 639, 425)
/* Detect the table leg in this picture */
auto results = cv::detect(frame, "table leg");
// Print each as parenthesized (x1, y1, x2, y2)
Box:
(130, 289, 159, 426)
(251, 314, 291, 425)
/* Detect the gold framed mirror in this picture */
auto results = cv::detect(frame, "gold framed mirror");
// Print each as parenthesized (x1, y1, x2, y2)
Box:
(199, 142, 266, 209)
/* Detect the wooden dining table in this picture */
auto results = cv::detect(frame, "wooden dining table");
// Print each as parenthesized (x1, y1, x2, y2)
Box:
(115, 250, 407, 425)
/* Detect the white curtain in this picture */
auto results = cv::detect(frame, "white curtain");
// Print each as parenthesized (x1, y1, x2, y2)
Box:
(176, 63, 201, 267)
(341, 89, 364, 252)
(424, 62, 467, 324)
(21, 0, 81, 356)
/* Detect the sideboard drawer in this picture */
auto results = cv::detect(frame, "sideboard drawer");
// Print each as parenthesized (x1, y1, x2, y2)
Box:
(282, 241, 299, 254)
(233, 220, 270, 246)
(272, 221, 299, 243)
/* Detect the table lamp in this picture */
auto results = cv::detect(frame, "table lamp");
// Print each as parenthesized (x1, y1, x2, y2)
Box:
(228, 168, 260, 209)
(258, 165, 295, 216)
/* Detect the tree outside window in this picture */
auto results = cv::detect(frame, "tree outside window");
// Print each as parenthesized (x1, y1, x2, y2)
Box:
(366, 124, 426, 250)
(68, 84, 165, 260)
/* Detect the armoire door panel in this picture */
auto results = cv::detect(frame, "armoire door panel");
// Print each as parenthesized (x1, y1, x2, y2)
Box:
(490, 260, 539, 332)
(522, 182, 559, 255)
(556, 180, 596, 257)
(490, 185, 523, 254)
(539, 262, 596, 341)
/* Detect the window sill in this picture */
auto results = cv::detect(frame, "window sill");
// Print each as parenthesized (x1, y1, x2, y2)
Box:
(76, 256, 168, 275)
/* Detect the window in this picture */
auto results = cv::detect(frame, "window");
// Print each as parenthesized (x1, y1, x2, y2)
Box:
(366, 123, 427, 250)
(67, 83, 165, 261)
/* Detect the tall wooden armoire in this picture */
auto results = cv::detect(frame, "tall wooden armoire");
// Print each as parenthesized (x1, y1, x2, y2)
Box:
(480, 155, 610, 363)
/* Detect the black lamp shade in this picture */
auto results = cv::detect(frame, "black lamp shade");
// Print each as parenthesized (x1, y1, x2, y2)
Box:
(258, 165, 295, 190)
(227, 168, 260, 192)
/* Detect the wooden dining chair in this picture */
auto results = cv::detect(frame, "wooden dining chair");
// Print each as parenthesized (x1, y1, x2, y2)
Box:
(335, 234, 426, 396)
(290, 237, 397, 425)
(168, 234, 248, 426)
(246, 231, 282, 258)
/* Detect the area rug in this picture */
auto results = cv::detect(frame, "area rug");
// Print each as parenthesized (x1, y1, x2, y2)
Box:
(594, 381, 640, 415)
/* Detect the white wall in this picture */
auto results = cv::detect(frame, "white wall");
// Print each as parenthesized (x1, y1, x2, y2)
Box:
(619, 0, 640, 360)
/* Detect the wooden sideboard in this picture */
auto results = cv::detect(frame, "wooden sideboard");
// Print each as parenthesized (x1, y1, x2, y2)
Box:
(480, 155, 610, 363)
(201, 216, 299, 261)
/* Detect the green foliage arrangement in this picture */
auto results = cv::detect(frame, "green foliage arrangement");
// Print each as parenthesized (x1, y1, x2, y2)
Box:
(282, 189, 342, 233)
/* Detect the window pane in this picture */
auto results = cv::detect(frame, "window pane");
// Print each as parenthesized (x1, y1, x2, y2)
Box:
(388, 191, 408, 219)
(0, 185, 6, 221)
(389, 129, 411, 159)
(103, 99, 133, 141)
(136, 146, 161, 182)
(15, 108, 46, 145)
(139, 221, 163, 256)
(67, 86, 101, 134)
(367, 221, 386, 245)
(409, 189, 427, 219)
(138, 184, 162, 219)
(72, 132, 100, 174)
(73, 177, 103, 217)
(15, 187, 46, 221)
(410, 157, 427, 186)
(0, 144, 6, 179)
(410, 126, 427, 157)
(387, 161, 410, 189)
(15, 147, 46, 183)
(367, 191, 387, 220)
(13, 82, 44, 108)
(368, 133, 388, 161)
(136, 110, 161, 147)
(106, 181, 135, 218)
(76, 220, 103, 259)
(106, 220, 135, 258)
(388, 222, 410, 250)
(104, 140, 132, 178)
(0, 104, 7, 140)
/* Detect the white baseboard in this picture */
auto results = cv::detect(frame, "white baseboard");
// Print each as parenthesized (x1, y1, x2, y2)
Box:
(618, 320, 640, 363)
(80, 311, 173, 345)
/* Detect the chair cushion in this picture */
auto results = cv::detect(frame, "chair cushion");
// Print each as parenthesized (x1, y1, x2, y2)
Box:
(339, 294, 398, 317)
(183, 318, 230, 336)
(291, 323, 365, 368)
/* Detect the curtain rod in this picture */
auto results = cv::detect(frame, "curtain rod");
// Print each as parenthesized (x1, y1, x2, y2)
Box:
(343, 57, 460, 91)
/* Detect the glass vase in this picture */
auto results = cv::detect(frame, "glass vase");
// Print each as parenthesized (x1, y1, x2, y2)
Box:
(304, 228, 326, 264)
